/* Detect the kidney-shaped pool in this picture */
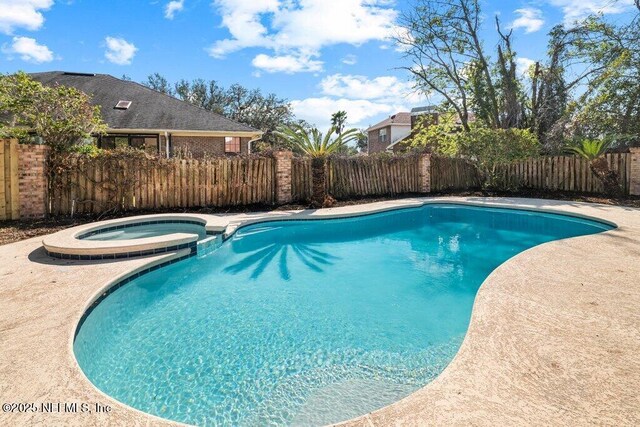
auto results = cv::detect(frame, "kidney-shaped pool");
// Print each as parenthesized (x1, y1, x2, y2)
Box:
(74, 204, 612, 426)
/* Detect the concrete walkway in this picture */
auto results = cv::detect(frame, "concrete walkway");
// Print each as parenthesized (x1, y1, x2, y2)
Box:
(1, 197, 639, 426)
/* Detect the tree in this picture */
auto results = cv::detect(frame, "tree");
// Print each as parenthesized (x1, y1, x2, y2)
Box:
(354, 130, 368, 153)
(222, 85, 294, 146)
(330, 111, 347, 134)
(144, 73, 174, 95)
(174, 78, 226, 113)
(0, 72, 107, 209)
(398, 0, 531, 131)
(454, 126, 539, 188)
(529, 26, 571, 151)
(408, 113, 460, 154)
(409, 120, 538, 188)
(275, 125, 359, 207)
(0, 72, 106, 152)
(567, 12, 640, 148)
(568, 139, 621, 196)
(144, 74, 295, 147)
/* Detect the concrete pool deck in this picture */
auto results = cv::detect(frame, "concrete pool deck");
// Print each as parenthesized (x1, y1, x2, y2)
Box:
(1, 197, 639, 426)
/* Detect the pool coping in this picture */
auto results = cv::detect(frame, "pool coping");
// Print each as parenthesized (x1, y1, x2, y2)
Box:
(1, 196, 639, 426)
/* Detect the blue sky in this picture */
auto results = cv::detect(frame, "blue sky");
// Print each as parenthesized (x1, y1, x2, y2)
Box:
(0, 0, 636, 130)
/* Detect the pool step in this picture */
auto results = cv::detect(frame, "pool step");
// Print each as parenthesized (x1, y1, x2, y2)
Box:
(197, 235, 223, 257)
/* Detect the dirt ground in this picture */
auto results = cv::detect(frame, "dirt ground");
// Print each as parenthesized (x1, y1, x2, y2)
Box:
(1, 189, 639, 246)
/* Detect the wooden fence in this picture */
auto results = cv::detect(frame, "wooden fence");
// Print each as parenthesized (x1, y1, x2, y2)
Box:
(291, 157, 312, 202)
(328, 155, 421, 198)
(430, 156, 479, 192)
(32, 150, 639, 217)
(50, 155, 276, 215)
(0, 139, 19, 220)
(497, 153, 631, 194)
(291, 155, 423, 201)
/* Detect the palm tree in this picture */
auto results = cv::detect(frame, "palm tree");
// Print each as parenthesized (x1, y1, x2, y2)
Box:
(330, 111, 348, 135)
(568, 139, 621, 196)
(275, 124, 359, 207)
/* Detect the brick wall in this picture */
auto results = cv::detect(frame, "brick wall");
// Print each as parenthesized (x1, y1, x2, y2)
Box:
(630, 148, 640, 196)
(171, 136, 250, 158)
(367, 125, 391, 154)
(18, 144, 48, 219)
(273, 151, 293, 204)
(419, 153, 431, 193)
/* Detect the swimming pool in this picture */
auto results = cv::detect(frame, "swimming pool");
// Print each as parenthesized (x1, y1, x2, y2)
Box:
(73, 204, 612, 426)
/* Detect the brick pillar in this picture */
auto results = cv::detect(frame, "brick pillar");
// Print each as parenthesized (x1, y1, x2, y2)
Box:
(630, 148, 640, 196)
(274, 150, 293, 204)
(419, 153, 431, 193)
(18, 144, 48, 218)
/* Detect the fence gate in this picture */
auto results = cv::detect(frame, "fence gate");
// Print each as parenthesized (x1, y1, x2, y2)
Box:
(0, 139, 20, 220)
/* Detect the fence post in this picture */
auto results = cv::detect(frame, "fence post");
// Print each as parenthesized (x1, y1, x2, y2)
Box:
(419, 153, 431, 193)
(18, 144, 48, 219)
(1, 139, 22, 220)
(274, 150, 293, 204)
(630, 148, 640, 196)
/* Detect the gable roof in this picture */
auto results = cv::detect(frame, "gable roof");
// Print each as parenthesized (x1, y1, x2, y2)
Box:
(29, 72, 260, 135)
(366, 112, 411, 132)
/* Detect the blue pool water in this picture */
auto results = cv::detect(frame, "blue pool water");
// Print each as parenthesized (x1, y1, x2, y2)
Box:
(74, 205, 611, 426)
(80, 222, 207, 241)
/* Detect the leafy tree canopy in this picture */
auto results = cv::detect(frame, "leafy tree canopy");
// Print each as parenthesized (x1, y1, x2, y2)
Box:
(0, 71, 106, 153)
(399, 0, 640, 152)
(143, 74, 295, 147)
(274, 124, 359, 157)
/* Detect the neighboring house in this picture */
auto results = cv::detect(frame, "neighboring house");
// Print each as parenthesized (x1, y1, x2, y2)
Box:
(367, 107, 442, 153)
(409, 105, 439, 129)
(366, 112, 411, 154)
(29, 72, 262, 157)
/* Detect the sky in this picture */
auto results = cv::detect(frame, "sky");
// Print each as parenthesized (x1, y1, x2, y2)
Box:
(0, 0, 637, 130)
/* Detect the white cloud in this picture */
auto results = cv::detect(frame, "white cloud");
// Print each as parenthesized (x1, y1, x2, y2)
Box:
(548, 0, 635, 25)
(252, 53, 323, 73)
(511, 8, 544, 33)
(292, 73, 428, 129)
(104, 36, 137, 65)
(206, 0, 279, 58)
(320, 73, 424, 104)
(0, 0, 53, 34)
(208, 0, 397, 73)
(290, 97, 404, 129)
(2, 36, 53, 62)
(516, 57, 536, 76)
(164, 0, 185, 19)
(342, 54, 357, 65)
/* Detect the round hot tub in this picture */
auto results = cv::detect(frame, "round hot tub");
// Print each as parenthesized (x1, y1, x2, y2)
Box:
(42, 215, 218, 260)
(78, 220, 208, 241)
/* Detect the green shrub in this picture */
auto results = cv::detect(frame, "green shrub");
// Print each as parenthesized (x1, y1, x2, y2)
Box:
(72, 142, 103, 157)
(455, 126, 539, 188)
(411, 122, 540, 189)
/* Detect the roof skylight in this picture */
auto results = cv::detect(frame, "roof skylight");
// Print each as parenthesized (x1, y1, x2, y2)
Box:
(114, 100, 132, 110)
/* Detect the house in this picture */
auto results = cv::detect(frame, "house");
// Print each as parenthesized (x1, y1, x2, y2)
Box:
(29, 72, 262, 157)
(366, 107, 441, 153)
(366, 112, 411, 154)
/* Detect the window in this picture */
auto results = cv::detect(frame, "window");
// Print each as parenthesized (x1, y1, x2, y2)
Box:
(379, 128, 387, 143)
(98, 134, 159, 152)
(225, 136, 241, 153)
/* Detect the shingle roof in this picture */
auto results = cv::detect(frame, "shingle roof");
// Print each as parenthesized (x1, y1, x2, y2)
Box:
(366, 112, 411, 132)
(29, 72, 259, 134)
